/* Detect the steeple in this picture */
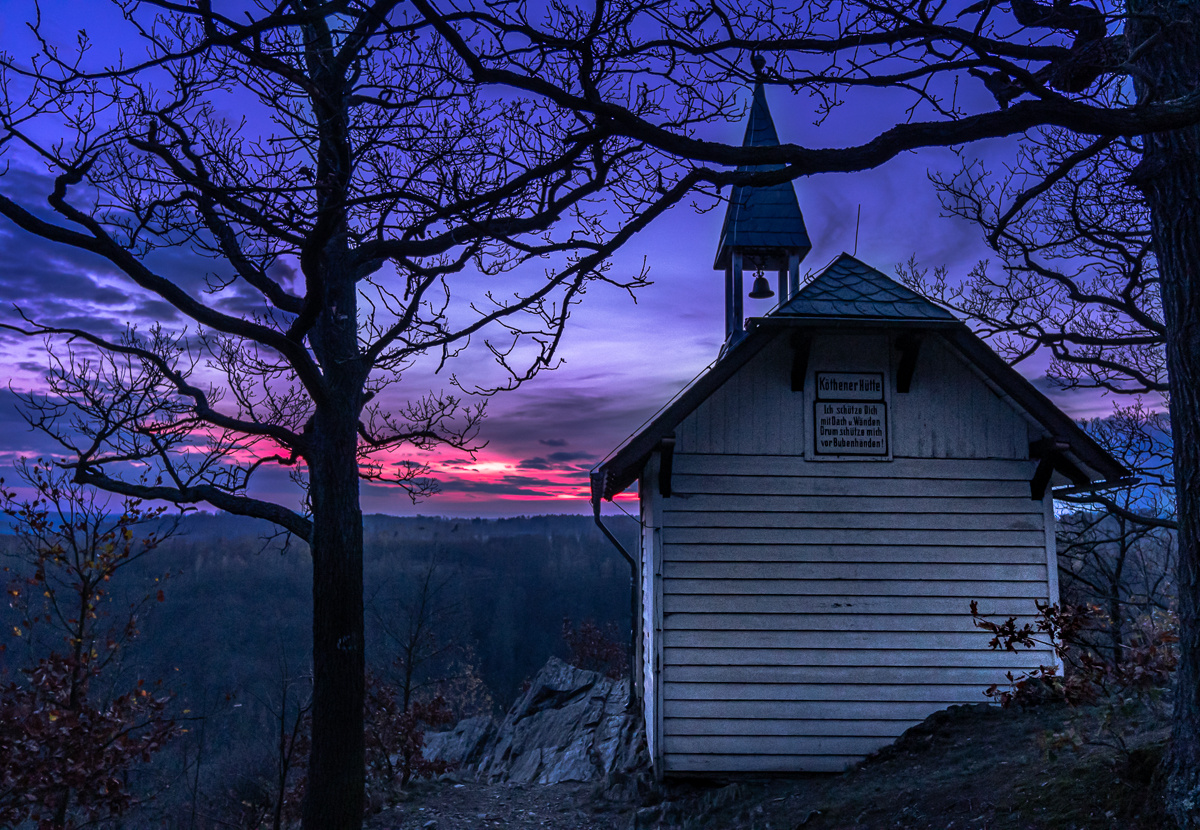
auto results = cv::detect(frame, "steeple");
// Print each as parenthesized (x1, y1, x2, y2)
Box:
(715, 57, 811, 352)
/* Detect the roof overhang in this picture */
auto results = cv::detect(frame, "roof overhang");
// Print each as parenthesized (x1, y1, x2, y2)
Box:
(590, 317, 1130, 505)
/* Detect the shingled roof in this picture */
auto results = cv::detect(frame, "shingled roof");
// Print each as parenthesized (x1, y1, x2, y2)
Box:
(714, 81, 811, 268)
(777, 253, 957, 321)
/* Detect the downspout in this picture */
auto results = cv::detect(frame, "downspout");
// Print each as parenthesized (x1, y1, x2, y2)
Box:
(590, 470, 639, 707)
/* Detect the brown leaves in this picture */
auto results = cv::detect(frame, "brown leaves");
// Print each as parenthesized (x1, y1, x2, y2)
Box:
(561, 616, 628, 680)
(971, 600, 1178, 707)
(0, 461, 181, 828)
(0, 653, 180, 829)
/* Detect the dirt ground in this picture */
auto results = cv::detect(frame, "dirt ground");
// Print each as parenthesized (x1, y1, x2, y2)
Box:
(370, 699, 1171, 830)
(366, 779, 631, 829)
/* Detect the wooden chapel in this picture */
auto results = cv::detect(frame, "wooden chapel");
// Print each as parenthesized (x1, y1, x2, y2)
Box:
(589, 76, 1129, 777)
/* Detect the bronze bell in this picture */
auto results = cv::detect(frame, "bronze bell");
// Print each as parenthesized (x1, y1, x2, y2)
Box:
(748, 274, 775, 299)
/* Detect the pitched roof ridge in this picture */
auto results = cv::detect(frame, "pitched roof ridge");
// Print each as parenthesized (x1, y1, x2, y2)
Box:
(773, 252, 957, 321)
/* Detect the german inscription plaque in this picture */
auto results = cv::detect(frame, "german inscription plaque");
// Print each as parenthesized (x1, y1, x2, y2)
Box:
(813, 372, 888, 456)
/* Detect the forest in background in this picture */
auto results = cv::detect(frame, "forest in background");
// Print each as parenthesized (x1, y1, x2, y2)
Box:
(0, 511, 637, 825)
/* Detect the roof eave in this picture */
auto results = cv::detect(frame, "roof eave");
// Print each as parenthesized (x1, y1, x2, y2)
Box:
(591, 329, 777, 503)
(592, 319, 1129, 507)
(939, 327, 1132, 483)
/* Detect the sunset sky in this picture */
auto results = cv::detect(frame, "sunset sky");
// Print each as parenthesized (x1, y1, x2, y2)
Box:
(0, 3, 1116, 518)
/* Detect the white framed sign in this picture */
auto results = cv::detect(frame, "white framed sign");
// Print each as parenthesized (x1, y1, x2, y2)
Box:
(812, 371, 889, 457)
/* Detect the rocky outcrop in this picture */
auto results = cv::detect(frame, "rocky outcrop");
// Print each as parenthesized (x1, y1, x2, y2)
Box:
(421, 714, 496, 768)
(423, 657, 647, 785)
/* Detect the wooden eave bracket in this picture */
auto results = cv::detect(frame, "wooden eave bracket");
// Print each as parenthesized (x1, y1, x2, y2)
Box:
(895, 334, 922, 393)
(791, 332, 811, 392)
(658, 435, 677, 498)
(1029, 437, 1089, 500)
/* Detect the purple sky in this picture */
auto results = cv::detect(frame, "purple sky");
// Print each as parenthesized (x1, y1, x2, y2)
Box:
(0, 3, 1114, 517)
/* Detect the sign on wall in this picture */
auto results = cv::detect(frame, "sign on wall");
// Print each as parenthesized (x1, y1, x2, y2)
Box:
(813, 372, 888, 456)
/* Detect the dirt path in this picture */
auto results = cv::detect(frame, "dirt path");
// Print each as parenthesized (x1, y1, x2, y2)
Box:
(368, 780, 633, 830)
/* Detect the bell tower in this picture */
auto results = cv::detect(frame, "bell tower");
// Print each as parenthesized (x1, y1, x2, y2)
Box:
(714, 56, 812, 353)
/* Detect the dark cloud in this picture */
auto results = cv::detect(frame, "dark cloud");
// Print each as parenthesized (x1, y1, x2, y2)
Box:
(439, 478, 552, 497)
(0, 166, 290, 336)
(538, 438, 568, 447)
(547, 451, 594, 462)
(0, 389, 70, 462)
(516, 451, 594, 471)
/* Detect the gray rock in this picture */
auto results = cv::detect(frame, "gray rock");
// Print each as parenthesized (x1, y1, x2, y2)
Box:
(473, 657, 648, 784)
(422, 714, 496, 767)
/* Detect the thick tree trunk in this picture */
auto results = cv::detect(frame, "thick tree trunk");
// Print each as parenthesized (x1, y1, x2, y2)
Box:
(1130, 3, 1200, 825)
(302, 398, 366, 829)
(302, 271, 366, 829)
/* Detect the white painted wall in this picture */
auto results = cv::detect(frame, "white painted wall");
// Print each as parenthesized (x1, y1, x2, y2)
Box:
(650, 329, 1058, 775)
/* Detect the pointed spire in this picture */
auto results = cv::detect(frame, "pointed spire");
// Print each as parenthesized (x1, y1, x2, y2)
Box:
(714, 61, 811, 269)
(741, 57, 783, 156)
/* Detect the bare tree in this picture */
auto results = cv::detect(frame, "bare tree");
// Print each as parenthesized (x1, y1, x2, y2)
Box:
(0, 4, 664, 827)
(367, 557, 482, 715)
(6, 0, 1200, 826)
(910, 126, 1161, 393)
(898, 121, 1176, 525)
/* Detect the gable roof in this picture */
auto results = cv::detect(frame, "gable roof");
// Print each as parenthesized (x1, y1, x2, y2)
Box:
(777, 254, 957, 321)
(590, 256, 1129, 503)
(714, 81, 811, 268)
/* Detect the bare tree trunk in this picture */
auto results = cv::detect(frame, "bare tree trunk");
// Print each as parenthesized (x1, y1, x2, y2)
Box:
(302, 270, 366, 829)
(1132, 3, 1200, 824)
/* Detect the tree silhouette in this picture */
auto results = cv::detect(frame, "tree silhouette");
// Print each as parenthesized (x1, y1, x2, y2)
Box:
(6, 0, 1200, 826)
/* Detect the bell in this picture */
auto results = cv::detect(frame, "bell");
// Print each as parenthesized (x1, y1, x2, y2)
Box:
(748, 274, 775, 299)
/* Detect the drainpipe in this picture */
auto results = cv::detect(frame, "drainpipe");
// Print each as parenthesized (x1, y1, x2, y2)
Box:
(590, 471, 639, 707)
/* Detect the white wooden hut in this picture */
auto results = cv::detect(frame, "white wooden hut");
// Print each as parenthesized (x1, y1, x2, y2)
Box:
(589, 80, 1129, 778)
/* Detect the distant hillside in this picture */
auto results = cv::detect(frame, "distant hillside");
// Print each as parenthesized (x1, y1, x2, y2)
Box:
(0, 512, 638, 823)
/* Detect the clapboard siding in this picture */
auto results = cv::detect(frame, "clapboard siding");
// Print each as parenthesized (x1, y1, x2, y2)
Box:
(666, 755, 863, 773)
(666, 528, 1045, 546)
(665, 494, 1041, 514)
(665, 699, 975, 720)
(666, 579, 1047, 597)
(663, 511, 1042, 531)
(666, 717, 921, 737)
(664, 562, 1045, 581)
(664, 682, 993, 702)
(665, 595, 1041, 615)
(665, 544, 1046, 564)
(649, 334, 1054, 775)
(665, 647, 1053, 667)
(665, 664, 1035, 685)
(672, 455, 1033, 478)
(666, 735, 896, 755)
(663, 613, 1037, 632)
(670, 474, 1033, 498)
(664, 629, 1021, 650)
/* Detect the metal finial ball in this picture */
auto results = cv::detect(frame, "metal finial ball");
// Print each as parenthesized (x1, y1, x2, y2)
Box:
(751, 54, 766, 74)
